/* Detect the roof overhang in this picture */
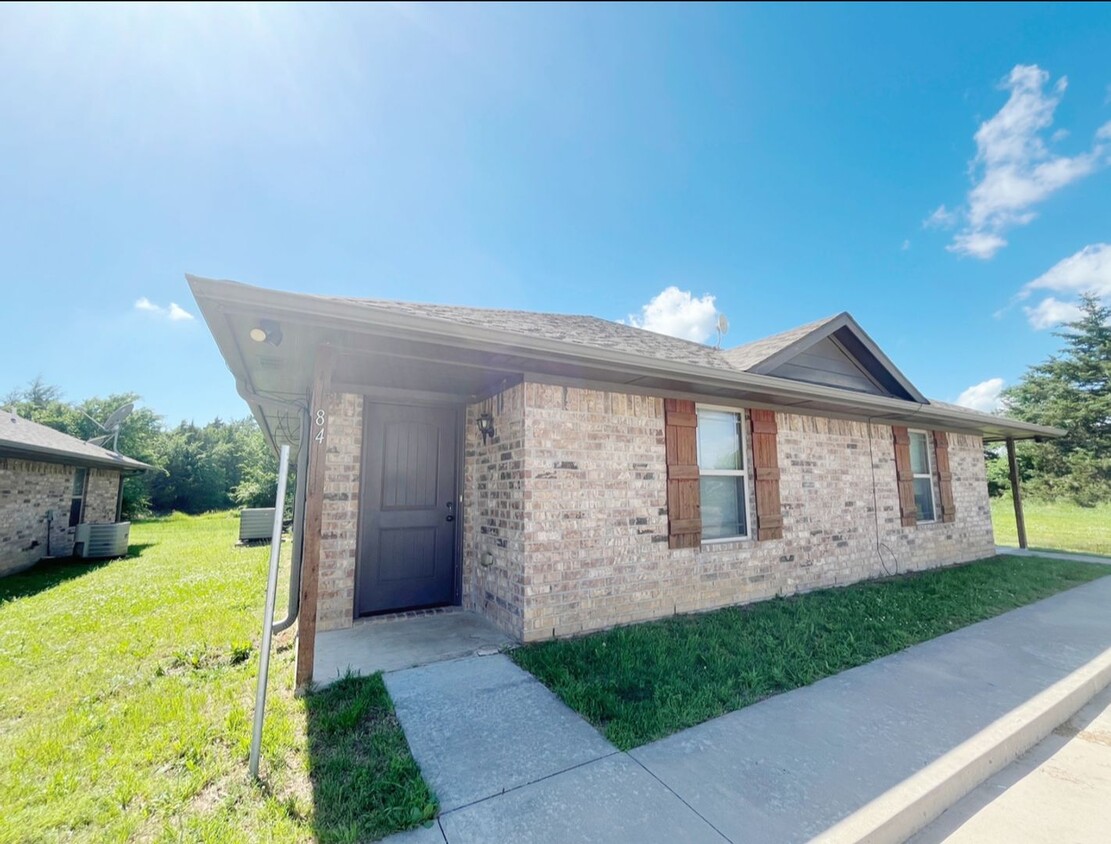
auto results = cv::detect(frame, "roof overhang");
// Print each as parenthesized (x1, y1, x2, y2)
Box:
(188, 275, 1064, 454)
(0, 443, 150, 473)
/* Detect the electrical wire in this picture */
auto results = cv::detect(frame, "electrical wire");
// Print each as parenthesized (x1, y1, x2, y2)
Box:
(867, 416, 898, 576)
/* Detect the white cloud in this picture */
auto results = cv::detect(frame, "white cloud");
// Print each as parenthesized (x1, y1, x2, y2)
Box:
(901, 239, 911, 251)
(923, 204, 958, 229)
(1023, 296, 1085, 330)
(948, 231, 1008, 259)
(956, 377, 1006, 413)
(934, 65, 1110, 259)
(1022, 243, 1111, 298)
(1017, 243, 1111, 328)
(134, 297, 194, 321)
(625, 287, 720, 343)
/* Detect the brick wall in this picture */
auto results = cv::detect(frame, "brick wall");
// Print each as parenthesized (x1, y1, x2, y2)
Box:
(316, 392, 362, 631)
(518, 383, 996, 641)
(86, 468, 120, 523)
(462, 383, 527, 639)
(309, 380, 996, 643)
(1, 459, 124, 576)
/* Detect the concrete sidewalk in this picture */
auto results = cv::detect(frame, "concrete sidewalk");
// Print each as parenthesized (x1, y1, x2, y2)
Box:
(384, 575, 1111, 844)
(995, 546, 1111, 566)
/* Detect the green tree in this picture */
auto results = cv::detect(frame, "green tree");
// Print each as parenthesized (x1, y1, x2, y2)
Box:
(1002, 294, 1111, 505)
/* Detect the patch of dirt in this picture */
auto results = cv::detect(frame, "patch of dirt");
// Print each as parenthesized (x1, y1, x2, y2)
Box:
(1077, 728, 1111, 748)
(189, 780, 227, 814)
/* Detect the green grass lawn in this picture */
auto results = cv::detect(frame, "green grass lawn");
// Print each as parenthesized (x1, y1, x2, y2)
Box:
(991, 496, 1111, 557)
(0, 512, 434, 843)
(512, 555, 1111, 750)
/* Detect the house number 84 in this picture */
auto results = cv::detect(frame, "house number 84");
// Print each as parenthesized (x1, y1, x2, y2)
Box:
(314, 409, 326, 444)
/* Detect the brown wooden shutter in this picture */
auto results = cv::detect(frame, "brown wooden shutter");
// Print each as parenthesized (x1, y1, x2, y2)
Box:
(665, 399, 701, 549)
(749, 409, 784, 540)
(892, 426, 917, 527)
(933, 430, 956, 523)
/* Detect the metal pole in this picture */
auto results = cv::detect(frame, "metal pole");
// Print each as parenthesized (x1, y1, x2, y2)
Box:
(1006, 437, 1028, 550)
(249, 443, 290, 780)
(273, 413, 309, 633)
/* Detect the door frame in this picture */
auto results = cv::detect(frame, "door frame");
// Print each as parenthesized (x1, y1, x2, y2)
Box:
(352, 393, 466, 619)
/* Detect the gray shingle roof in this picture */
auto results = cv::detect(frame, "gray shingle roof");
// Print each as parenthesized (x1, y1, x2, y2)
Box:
(0, 411, 150, 471)
(335, 297, 733, 370)
(720, 315, 842, 370)
(339, 297, 855, 377)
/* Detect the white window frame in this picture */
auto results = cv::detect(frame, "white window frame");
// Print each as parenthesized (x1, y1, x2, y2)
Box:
(908, 429, 937, 524)
(696, 404, 752, 544)
(69, 467, 88, 528)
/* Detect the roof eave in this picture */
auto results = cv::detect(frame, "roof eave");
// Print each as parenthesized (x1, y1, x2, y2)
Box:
(0, 442, 151, 473)
(187, 276, 1063, 443)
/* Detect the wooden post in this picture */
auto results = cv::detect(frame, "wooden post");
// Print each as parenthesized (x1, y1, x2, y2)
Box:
(1006, 437, 1028, 550)
(295, 345, 335, 690)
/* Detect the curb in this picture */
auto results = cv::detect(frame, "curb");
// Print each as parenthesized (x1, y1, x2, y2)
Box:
(812, 643, 1111, 844)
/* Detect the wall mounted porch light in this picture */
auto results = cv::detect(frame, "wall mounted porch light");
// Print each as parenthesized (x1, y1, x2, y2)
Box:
(249, 319, 283, 347)
(476, 411, 496, 444)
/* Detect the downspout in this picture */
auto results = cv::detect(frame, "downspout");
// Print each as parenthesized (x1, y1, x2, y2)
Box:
(272, 412, 308, 633)
(235, 380, 309, 633)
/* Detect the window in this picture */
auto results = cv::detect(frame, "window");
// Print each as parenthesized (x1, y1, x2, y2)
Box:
(697, 407, 749, 541)
(908, 430, 936, 522)
(69, 467, 87, 528)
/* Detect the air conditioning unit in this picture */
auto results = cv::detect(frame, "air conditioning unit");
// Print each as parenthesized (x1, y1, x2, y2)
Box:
(239, 508, 277, 543)
(74, 522, 130, 559)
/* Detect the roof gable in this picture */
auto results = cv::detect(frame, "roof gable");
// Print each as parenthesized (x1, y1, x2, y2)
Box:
(724, 313, 926, 403)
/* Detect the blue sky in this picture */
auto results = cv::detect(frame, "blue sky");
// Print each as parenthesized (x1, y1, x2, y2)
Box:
(2, 3, 1110, 425)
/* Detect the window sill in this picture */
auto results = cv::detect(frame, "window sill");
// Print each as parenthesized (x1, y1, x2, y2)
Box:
(701, 535, 753, 547)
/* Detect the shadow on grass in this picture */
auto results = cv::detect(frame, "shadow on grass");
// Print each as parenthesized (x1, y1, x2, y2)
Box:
(305, 672, 437, 843)
(0, 556, 113, 604)
(0, 544, 154, 605)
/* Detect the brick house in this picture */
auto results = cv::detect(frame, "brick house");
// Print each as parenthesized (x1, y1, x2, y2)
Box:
(189, 276, 1060, 686)
(1, 411, 149, 575)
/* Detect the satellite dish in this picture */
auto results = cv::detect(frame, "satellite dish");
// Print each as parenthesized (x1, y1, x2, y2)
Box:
(715, 314, 730, 348)
(83, 401, 135, 453)
(103, 402, 134, 432)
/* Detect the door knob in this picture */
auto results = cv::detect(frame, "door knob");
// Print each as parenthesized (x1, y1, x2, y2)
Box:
(445, 515, 455, 522)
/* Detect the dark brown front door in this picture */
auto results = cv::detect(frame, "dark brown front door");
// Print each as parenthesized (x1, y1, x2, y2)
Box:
(357, 402, 458, 616)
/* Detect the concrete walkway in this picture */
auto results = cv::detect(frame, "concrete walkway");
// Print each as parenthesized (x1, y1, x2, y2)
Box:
(911, 681, 1111, 843)
(995, 545, 1111, 566)
(384, 575, 1111, 844)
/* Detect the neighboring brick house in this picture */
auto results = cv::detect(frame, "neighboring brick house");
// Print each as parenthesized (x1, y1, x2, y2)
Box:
(189, 276, 1061, 686)
(0, 412, 149, 576)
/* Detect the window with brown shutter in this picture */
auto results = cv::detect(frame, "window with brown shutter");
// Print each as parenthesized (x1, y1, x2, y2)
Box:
(748, 409, 784, 540)
(892, 426, 918, 527)
(666, 401, 785, 546)
(933, 430, 956, 523)
(664, 398, 701, 548)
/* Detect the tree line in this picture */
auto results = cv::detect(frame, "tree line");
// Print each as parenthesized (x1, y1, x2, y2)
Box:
(3, 380, 282, 519)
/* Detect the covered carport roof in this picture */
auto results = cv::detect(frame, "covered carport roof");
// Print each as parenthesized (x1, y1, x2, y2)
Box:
(187, 274, 1063, 457)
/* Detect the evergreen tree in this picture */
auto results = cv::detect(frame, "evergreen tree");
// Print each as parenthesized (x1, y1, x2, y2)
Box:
(1003, 294, 1111, 505)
